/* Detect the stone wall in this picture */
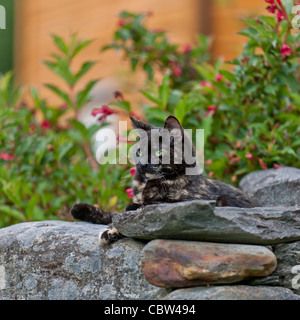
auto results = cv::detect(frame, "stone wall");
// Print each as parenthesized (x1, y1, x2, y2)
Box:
(0, 167, 300, 300)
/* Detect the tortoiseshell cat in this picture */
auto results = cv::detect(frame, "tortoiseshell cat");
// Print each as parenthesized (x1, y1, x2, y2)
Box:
(71, 116, 253, 244)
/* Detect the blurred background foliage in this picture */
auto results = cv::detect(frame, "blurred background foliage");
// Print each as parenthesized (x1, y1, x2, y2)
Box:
(0, 0, 299, 227)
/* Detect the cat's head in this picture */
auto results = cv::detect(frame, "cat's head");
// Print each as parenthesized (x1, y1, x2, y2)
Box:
(130, 116, 197, 179)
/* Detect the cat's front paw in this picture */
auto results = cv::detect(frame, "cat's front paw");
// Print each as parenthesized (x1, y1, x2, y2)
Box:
(99, 226, 122, 245)
(126, 203, 142, 211)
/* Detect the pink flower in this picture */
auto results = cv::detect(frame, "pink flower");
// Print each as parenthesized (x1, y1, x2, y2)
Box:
(230, 156, 241, 163)
(117, 19, 126, 27)
(130, 167, 136, 176)
(215, 74, 223, 82)
(277, 10, 285, 22)
(125, 188, 134, 198)
(172, 64, 182, 77)
(245, 152, 254, 160)
(267, 5, 277, 13)
(41, 120, 51, 130)
(204, 106, 217, 117)
(258, 158, 268, 170)
(280, 44, 292, 57)
(265, 0, 275, 4)
(0, 152, 14, 161)
(200, 80, 213, 88)
(91, 105, 117, 121)
(182, 44, 192, 54)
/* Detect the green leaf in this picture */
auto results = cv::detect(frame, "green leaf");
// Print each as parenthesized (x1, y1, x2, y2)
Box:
(43, 58, 74, 86)
(193, 64, 213, 79)
(0, 205, 26, 221)
(52, 34, 68, 55)
(282, 74, 300, 91)
(76, 79, 98, 108)
(143, 105, 169, 122)
(143, 62, 153, 80)
(174, 95, 188, 123)
(73, 61, 96, 84)
(44, 84, 72, 105)
(200, 115, 213, 144)
(237, 27, 258, 40)
(111, 101, 131, 113)
(281, 146, 297, 157)
(245, 82, 260, 94)
(71, 39, 93, 60)
(158, 73, 170, 110)
(140, 90, 160, 105)
(32, 206, 45, 221)
(281, 0, 294, 17)
(69, 119, 88, 137)
(58, 142, 74, 161)
(26, 195, 39, 220)
(131, 57, 139, 71)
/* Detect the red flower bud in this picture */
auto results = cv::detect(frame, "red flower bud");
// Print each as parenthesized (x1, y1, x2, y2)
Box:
(130, 167, 136, 176)
(277, 10, 285, 22)
(215, 74, 223, 82)
(182, 44, 192, 54)
(280, 44, 292, 56)
(125, 188, 134, 198)
(258, 157, 268, 170)
(91, 105, 117, 121)
(0, 152, 14, 161)
(41, 120, 51, 130)
(245, 152, 254, 161)
(117, 19, 126, 27)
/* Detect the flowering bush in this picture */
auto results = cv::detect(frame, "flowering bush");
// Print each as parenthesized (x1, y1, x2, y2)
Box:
(104, 3, 300, 183)
(0, 36, 132, 227)
(103, 11, 210, 88)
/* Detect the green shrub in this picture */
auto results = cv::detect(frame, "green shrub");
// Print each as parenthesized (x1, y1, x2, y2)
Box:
(0, 35, 131, 228)
(105, 3, 300, 184)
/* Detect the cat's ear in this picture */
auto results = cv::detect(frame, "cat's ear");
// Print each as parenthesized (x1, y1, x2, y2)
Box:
(164, 116, 184, 136)
(130, 116, 153, 131)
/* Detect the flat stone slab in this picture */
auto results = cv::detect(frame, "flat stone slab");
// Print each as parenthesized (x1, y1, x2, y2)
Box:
(240, 167, 300, 207)
(141, 240, 277, 288)
(0, 221, 168, 300)
(164, 285, 300, 300)
(113, 200, 300, 245)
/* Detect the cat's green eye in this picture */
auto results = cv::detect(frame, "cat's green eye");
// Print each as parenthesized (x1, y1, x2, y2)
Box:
(136, 149, 142, 157)
(155, 150, 163, 157)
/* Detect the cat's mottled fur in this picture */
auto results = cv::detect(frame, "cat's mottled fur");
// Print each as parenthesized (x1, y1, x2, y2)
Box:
(71, 116, 253, 244)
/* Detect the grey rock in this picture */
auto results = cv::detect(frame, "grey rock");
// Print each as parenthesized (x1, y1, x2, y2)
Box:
(164, 285, 300, 300)
(271, 241, 300, 295)
(113, 200, 300, 245)
(0, 221, 168, 300)
(239, 167, 300, 206)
